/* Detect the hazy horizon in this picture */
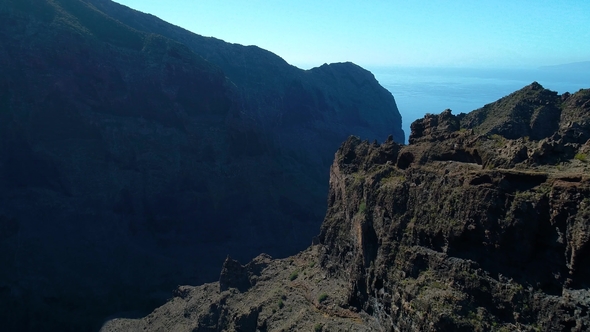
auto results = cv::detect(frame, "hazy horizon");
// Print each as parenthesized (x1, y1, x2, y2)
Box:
(112, 0, 590, 70)
(371, 66, 588, 143)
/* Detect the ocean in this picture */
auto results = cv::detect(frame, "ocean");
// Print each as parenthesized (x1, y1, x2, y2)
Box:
(369, 67, 590, 143)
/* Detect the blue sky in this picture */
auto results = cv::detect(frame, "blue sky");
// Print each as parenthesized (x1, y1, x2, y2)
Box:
(112, 0, 590, 69)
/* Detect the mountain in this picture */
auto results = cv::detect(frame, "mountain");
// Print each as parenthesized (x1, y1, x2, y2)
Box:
(0, 0, 403, 330)
(88, 0, 404, 146)
(102, 83, 590, 331)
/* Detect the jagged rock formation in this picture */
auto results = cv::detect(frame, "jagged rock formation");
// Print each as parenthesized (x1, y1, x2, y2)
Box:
(103, 83, 590, 331)
(319, 88, 590, 331)
(0, 0, 403, 330)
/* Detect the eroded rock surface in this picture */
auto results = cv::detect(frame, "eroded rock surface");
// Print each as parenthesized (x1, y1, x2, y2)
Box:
(319, 84, 590, 331)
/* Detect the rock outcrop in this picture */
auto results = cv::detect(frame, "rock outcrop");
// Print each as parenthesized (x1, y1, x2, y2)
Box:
(0, 0, 403, 330)
(103, 84, 590, 331)
(318, 84, 590, 331)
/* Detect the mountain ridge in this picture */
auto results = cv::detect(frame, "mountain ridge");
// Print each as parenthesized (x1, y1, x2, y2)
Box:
(87, 0, 405, 144)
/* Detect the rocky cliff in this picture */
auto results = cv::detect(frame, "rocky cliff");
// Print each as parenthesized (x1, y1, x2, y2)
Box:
(102, 83, 590, 331)
(0, 0, 403, 330)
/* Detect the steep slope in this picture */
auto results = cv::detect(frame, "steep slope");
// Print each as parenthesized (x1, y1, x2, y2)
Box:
(104, 84, 590, 331)
(0, 0, 235, 330)
(0, 0, 403, 331)
(88, 0, 404, 147)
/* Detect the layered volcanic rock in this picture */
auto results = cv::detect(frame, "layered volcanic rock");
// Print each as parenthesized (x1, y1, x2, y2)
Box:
(0, 0, 402, 330)
(103, 84, 590, 331)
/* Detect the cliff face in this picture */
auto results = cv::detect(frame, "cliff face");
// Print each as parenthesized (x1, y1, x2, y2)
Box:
(319, 84, 590, 331)
(103, 84, 590, 331)
(0, 0, 403, 330)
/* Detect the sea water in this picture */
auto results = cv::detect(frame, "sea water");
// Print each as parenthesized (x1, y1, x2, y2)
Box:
(370, 67, 589, 143)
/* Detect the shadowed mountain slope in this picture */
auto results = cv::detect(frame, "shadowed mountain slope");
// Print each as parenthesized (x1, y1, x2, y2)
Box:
(0, 0, 403, 330)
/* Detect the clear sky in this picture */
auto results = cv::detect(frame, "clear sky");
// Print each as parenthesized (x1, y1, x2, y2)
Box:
(112, 0, 590, 69)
